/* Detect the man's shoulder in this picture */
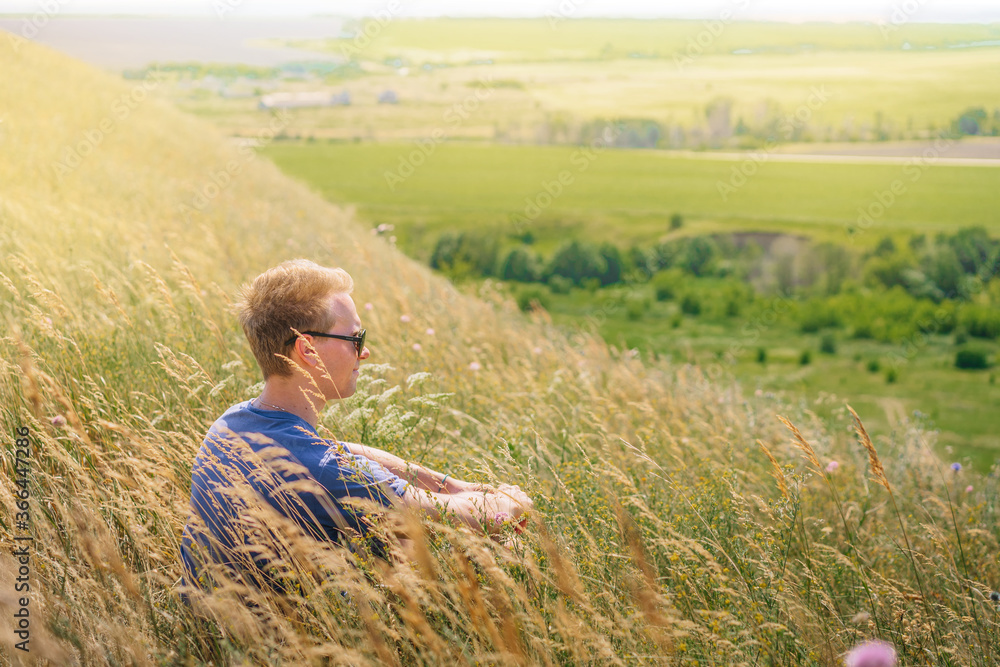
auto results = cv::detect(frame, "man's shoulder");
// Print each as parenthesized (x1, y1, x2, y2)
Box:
(203, 400, 325, 454)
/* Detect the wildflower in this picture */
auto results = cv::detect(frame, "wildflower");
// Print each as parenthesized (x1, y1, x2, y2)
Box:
(51, 415, 67, 427)
(845, 640, 897, 667)
(533, 346, 542, 354)
(469, 361, 481, 372)
(425, 328, 435, 336)
(493, 512, 510, 526)
(364, 302, 373, 311)
(412, 343, 421, 352)
(826, 460, 839, 473)
(400, 314, 411, 323)
(965, 485, 974, 493)
(951, 462, 962, 472)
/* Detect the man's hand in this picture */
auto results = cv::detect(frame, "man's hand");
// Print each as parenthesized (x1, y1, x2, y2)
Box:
(495, 484, 532, 515)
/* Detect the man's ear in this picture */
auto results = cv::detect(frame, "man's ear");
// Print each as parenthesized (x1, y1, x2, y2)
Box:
(294, 338, 321, 367)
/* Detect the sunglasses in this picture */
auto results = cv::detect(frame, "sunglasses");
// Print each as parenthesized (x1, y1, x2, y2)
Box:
(285, 329, 366, 357)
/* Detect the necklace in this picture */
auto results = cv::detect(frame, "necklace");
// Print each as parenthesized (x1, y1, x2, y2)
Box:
(255, 397, 291, 414)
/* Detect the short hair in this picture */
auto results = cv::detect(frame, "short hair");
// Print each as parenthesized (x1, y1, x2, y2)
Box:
(237, 260, 354, 379)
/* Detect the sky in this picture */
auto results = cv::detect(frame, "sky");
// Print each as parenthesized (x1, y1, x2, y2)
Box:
(3, 0, 1000, 23)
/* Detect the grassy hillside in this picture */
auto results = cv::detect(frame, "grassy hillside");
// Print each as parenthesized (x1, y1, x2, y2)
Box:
(2, 36, 1000, 665)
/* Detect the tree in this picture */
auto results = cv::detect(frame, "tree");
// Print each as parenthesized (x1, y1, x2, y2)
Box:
(429, 232, 499, 278)
(922, 246, 964, 299)
(546, 240, 607, 286)
(682, 237, 717, 277)
(500, 246, 539, 283)
(598, 243, 623, 286)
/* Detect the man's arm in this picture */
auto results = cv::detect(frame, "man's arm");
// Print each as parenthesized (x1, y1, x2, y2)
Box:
(397, 485, 532, 535)
(340, 441, 487, 494)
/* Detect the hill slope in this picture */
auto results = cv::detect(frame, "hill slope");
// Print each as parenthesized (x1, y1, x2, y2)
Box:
(1, 35, 997, 665)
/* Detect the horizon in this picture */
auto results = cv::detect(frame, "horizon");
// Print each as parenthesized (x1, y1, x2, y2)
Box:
(2, 0, 1000, 24)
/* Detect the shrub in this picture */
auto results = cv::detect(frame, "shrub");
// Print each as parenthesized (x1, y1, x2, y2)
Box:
(670, 213, 683, 230)
(852, 323, 874, 339)
(625, 295, 650, 321)
(682, 237, 717, 277)
(955, 346, 990, 370)
(429, 231, 500, 277)
(680, 293, 702, 316)
(799, 299, 841, 333)
(499, 246, 539, 283)
(547, 240, 607, 286)
(799, 350, 812, 365)
(598, 243, 624, 286)
(885, 367, 898, 383)
(820, 333, 837, 355)
(515, 285, 550, 312)
(652, 269, 683, 302)
(960, 305, 1000, 340)
(547, 274, 573, 295)
(756, 347, 767, 364)
(867, 359, 881, 373)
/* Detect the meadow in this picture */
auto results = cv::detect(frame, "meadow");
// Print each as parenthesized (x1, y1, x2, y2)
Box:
(263, 141, 1000, 255)
(2, 29, 1000, 667)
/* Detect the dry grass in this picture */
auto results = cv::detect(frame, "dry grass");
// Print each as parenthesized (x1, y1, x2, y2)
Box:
(1, 38, 999, 666)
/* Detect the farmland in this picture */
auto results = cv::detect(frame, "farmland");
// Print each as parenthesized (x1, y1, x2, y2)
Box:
(166, 19, 1000, 146)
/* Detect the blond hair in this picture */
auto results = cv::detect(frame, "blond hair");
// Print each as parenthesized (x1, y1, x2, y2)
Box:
(237, 260, 354, 378)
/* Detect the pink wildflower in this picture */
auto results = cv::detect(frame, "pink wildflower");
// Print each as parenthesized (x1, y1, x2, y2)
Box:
(469, 361, 481, 372)
(845, 640, 897, 667)
(966, 485, 974, 493)
(425, 328, 435, 336)
(400, 314, 411, 323)
(826, 460, 839, 473)
(364, 302, 373, 311)
(412, 343, 421, 352)
(51, 415, 66, 427)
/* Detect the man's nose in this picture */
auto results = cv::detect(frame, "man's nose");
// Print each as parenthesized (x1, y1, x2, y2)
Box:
(360, 346, 371, 360)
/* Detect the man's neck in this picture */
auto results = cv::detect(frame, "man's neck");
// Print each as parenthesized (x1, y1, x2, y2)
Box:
(257, 378, 323, 430)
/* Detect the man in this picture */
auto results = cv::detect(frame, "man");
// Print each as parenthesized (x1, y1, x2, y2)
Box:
(180, 259, 531, 600)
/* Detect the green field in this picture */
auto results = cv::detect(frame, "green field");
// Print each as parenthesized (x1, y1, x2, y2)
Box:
(263, 140, 1000, 468)
(263, 141, 1000, 255)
